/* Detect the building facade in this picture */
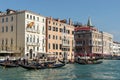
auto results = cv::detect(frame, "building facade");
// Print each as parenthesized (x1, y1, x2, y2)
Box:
(0, 9, 46, 59)
(46, 17, 74, 61)
(112, 41, 120, 56)
(74, 18, 113, 58)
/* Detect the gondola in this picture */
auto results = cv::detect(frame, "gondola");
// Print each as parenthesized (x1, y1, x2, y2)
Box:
(19, 62, 65, 70)
(19, 64, 46, 70)
(47, 63, 65, 68)
(0, 62, 19, 68)
(76, 59, 103, 65)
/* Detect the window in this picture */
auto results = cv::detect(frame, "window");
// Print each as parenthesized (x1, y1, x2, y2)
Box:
(30, 15, 32, 19)
(59, 28, 62, 32)
(6, 17, 8, 22)
(6, 26, 8, 32)
(11, 16, 13, 21)
(42, 26, 44, 32)
(33, 16, 35, 20)
(49, 21, 51, 24)
(37, 47, 39, 51)
(56, 44, 58, 49)
(49, 43, 50, 49)
(2, 18, 4, 23)
(53, 44, 55, 49)
(6, 39, 8, 45)
(48, 26, 51, 30)
(56, 36, 58, 40)
(53, 27, 55, 31)
(37, 17, 39, 21)
(27, 36, 29, 42)
(11, 38, 13, 45)
(59, 44, 62, 50)
(11, 26, 13, 32)
(43, 19, 44, 22)
(49, 35, 51, 39)
(56, 52, 58, 55)
(68, 30, 70, 34)
(53, 35, 55, 39)
(56, 27, 58, 32)
(2, 27, 4, 32)
(33, 36, 35, 42)
(37, 37, 39, 43)
(30, 35, 32, 42)
(27, 14, 29, 19)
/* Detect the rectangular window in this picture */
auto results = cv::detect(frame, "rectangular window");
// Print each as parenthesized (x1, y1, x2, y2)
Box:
(53, 35, 55, 39)
(33, 16, 35, 20)
(53, 27, 55, 31)
(37, 17, 39, 21)
(72, 31, 74, 35)
(49, 43, 50, 49)
(53, 44, 55, 49)
(11, 16, 13, 21)
(49, 21, 50, 24)
(11, 38, 13, 45)
(49, 35, 51, 39)
(30, 15, 32, 20)
(11, 26, 13, 32)
(68, 30, 70, 34)
(6, 26, 8, 32)
(56, 44, 58, 49)
(27, 14, 29, 19)
(56, 27, 58, 32)
(59, 28, 63, 32)
(60, 44, 62, 50)
(6, 17, 8, 22)
(2, 18, 4, 23)
(37, 47, 39, 51)
(2, 27, 4, 32)
(43, 19, 44, 23)
(48, 26, 51, 30)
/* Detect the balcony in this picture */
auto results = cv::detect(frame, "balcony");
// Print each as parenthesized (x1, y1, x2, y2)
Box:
(26, 42, 40, 46)
(75, 44, 83, 46)
(26, 28, 40, 33)
(62, 42, 70, 47)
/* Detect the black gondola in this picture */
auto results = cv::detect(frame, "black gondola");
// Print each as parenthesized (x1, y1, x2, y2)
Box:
(76, 59, 103, 65)
(0, 62, 19, 68)
(47, 63, 65, 68)
(19, 62, 65, 70)
(19, 64, 46, 70)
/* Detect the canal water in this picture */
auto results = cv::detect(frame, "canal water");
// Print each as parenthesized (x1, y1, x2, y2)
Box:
(0, 60, 120, 80)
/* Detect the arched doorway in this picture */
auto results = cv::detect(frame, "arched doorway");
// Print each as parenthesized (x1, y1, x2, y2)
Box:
(29, 49, 33, 59)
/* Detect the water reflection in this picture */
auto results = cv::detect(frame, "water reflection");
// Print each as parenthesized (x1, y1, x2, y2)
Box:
(0, 60, 120, 80)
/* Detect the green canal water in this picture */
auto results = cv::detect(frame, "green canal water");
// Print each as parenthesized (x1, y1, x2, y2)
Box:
(0, 60, 120, 80)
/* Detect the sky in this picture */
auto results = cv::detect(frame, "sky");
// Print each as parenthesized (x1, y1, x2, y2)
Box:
(0, 0, 120, 41)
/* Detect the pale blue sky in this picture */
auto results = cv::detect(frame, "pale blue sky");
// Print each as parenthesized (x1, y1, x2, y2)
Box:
(0, 0, 120, 41)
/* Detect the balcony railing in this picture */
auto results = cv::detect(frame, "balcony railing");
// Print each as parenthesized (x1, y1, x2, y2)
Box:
(75, 44, 83, 46)
(26, 28, 40, 33)
(26, 42, 40, 46)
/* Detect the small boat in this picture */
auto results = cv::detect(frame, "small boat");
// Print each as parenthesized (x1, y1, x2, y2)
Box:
(19, 63, 46, 70)
(0, 62, 19, 68)
(47, 63, 65, 68)
(76, 59, 103, 65)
